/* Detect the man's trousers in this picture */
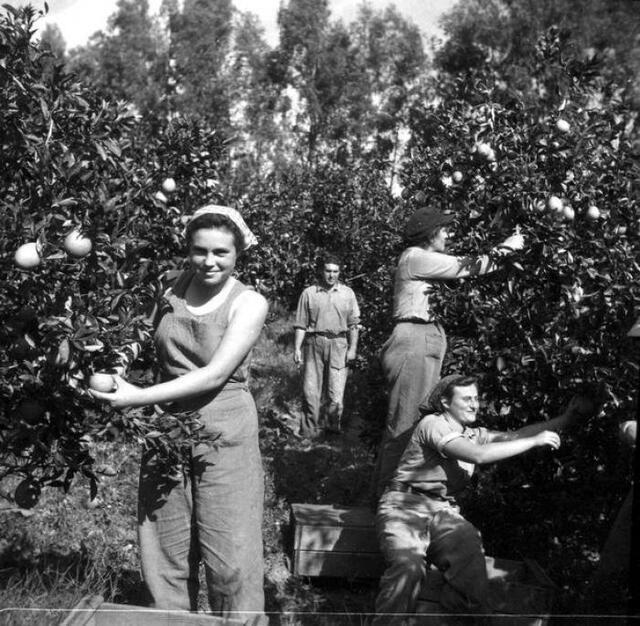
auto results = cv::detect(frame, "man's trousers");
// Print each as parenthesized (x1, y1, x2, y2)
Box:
(300, 334, 348, 437)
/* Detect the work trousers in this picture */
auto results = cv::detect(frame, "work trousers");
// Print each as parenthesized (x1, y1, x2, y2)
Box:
(300, 334, 349, 437)
(374, 322, 447, 497)
(374, 490, 490, 625)
(138, 389, 267, 625)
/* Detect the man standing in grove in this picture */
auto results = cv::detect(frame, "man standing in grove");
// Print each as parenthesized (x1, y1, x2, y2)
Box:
(294, 255, 360, 438)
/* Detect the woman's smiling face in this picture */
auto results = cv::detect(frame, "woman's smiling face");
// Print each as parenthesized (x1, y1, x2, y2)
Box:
(441, 383, 479, 426)
(188, 226, 238, 290)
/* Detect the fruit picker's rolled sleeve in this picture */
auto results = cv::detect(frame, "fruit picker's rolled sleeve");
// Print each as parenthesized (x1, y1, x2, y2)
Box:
(420, 417, 462, 448)
(293, 289, 311, 330)
(406, 248, 495, 280)
(436, 432, 466, 457)
(346, 288, 361, 327)
(419, 417, 491, 457)
(420, 418, 464, 456)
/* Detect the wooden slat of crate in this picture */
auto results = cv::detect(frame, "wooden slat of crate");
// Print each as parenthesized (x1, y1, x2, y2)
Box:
(291, 503, 383, 578)
(417, 556, 555, 625)
(415, 614, 548, 626)
(294, 549, 386, 578)
(62, 595, 245, 626)
(61, 595, 103, 626)
(291, 503, 378, 529)
(293, 504, 379, 553)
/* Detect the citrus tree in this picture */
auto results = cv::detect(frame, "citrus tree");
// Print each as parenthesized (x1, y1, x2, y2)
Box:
(0, 5, 227, 508)
(398, 27, 639, 604)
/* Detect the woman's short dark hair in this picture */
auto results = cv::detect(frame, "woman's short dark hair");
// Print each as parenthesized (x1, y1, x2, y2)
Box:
(185, 213, 245, 252)
(317, 254, 342, 270)
(422, 374, 479, 414)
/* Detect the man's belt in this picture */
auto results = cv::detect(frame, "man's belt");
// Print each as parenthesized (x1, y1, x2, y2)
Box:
(312, 330, 348, 338)
(394, 318, 436, 325)
(386, 480, 446, 501)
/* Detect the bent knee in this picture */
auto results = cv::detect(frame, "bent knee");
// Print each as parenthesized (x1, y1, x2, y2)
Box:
(429, 512, 484, 558)
(432, 511, 481, 539)
(452, 519, 482, 546)
(383, 551, 426, 582)
(206, 563, 243, 596)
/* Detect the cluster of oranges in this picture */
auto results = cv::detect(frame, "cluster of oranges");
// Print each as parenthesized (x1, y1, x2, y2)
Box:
(14, 178, 178, 271)
(14, 229, 93, 270)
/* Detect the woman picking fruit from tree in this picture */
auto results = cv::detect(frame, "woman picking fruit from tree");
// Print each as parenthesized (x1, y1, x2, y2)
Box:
(373, 204, 525, 498)
(90, 206, 268, 625)
(374, 374, 591, 623)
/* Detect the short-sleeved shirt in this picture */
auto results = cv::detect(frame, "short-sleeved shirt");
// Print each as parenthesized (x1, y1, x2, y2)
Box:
(392, 247, 497, 322)
(294, 283, 360, 334)
(392, 413, 491, 499)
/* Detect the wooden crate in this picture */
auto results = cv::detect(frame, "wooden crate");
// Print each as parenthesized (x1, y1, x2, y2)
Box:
(61, 595, 245, 626)
(416, 556, 556, 626)
(290, 503, 384, 578)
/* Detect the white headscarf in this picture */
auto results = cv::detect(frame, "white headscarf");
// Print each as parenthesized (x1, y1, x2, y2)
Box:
(185, 205, 258, 251)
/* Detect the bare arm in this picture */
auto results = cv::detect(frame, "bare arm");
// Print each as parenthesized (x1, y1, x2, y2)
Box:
(294, 328, 306, 364)
(346, 291, 360, 362)
(91, 291, 269, 408)
(487, 395, 595, 443)
(490, 416, 569, 442)
(293, 289, 310, 364)
(346, 325, 359, 363)
(443, 430, 560, 465)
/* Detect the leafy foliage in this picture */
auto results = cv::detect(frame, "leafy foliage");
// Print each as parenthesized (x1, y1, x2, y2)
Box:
(400, 26, 639, 609)
(0, 4, 227, 505)
(436, 0, 640, 111)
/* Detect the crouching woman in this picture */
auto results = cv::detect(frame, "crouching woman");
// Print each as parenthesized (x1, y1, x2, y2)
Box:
(374, 374, 587, 623)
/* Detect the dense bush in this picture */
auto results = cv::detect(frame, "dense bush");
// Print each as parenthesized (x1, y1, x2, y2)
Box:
(398, 27, 639, 607)
(0, 5, 228, 505)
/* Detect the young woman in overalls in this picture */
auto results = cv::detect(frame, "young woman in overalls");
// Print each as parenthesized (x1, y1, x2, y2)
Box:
(91, 205, 268, 625)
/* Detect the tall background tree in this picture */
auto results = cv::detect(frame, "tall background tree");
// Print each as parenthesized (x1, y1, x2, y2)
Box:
(167, 0, 234, 128)
(67, 0, 167, 120)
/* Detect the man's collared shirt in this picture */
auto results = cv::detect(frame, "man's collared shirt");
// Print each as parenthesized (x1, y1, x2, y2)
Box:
(294, 282, 360, 334)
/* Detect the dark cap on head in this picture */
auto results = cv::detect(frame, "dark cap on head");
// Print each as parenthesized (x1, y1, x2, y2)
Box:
(403, 206, 455, 245)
